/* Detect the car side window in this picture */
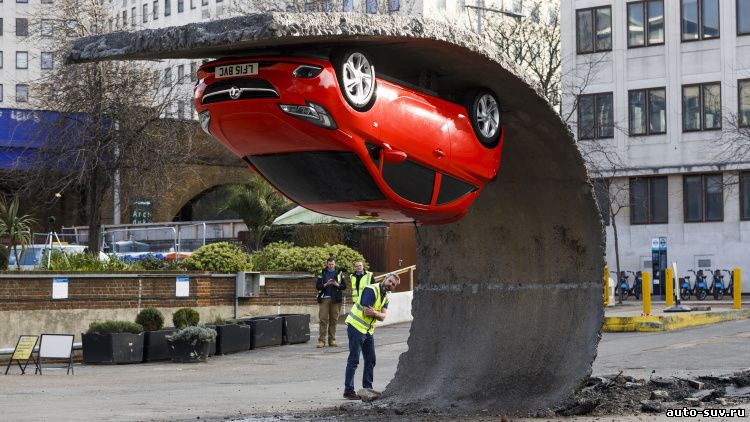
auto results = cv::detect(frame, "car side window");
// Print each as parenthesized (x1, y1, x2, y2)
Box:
(437, 173, 477, 205)
(382, 159, 434, 205)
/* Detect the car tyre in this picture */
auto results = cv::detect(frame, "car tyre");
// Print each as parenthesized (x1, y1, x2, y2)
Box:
(333, 49, 377, 112)
(466, 89, 502, 148)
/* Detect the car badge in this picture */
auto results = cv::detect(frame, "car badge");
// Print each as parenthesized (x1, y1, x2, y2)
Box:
(229, 86, 241, 99)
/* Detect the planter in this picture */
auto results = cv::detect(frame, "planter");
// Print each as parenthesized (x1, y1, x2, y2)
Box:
(166, 338, 211, 363)
(239, 316, 282, 349)
(215, 324, 252, 355)
(277, 314, 311, 344)
(143, 328, 178, 362)
(82, 332, 144, 364)
(204, 325, 217, 356)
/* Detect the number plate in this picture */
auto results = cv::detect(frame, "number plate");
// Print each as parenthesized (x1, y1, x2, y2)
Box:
(215, 63, 258, 79)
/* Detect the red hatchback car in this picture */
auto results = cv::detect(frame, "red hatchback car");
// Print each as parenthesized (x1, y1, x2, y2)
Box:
(194, 49, 503, 224)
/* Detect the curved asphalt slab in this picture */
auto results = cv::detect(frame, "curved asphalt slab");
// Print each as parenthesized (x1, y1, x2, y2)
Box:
(66, 12, 605, 413)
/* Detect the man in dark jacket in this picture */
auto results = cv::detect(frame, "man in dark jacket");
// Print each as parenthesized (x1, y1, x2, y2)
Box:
(316, 257, 347, 348)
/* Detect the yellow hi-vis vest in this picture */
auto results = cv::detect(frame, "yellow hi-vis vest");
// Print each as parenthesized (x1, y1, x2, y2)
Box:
(346, 284, 388, 335)
(350, 271, 374, 305)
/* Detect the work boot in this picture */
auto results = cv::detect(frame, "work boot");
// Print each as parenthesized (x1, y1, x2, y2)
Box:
(329, 341, 338, 347)
(343, 390, 359, 400)
(317, 341, 325, 348)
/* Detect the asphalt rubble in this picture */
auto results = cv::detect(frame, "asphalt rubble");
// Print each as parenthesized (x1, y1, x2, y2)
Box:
(223, 370, 750, 422)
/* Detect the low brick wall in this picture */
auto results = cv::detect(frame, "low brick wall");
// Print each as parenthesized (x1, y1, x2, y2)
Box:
(0, 272, 320, 348)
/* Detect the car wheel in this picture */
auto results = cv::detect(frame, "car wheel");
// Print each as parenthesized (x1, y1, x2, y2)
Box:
(333, 49, 377, 112)
(467, 89, 502, 148)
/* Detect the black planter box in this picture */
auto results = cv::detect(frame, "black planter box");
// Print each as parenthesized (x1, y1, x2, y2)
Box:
(204, 325, 217, 356)
(239, 317, 282, 349)
(167, 338, 211, 363)
(82, 332, 144, 364)
(277, 314, 311, 344)
(143, 329, 178, 362)
(215, 324, 252, 355)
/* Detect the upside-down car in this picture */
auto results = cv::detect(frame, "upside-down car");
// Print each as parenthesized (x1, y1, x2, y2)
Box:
(194, 49, 503, 224)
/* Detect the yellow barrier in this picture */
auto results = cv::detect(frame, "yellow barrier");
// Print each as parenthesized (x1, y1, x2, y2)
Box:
(665, 267, 674, 307)
(734, 268, 742, 310)
(642, 272, 651, 316)
(603, 266, 609, 307)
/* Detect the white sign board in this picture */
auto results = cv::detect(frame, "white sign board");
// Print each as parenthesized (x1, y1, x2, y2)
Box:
(39, 334, 74, 358)
(176, 277, 190, 297)
(52, 278, 68, 299)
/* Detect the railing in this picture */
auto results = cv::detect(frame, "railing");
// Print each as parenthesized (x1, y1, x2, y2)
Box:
(374, 264, 417, 291)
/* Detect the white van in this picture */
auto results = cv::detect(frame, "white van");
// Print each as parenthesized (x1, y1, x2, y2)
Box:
(7, 244, 87, 270)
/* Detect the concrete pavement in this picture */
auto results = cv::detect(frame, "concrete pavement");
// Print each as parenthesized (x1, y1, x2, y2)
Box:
(604, 299, 750, 332)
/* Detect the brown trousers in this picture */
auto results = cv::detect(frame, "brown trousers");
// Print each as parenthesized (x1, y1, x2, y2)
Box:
(318, 298, 341, 344)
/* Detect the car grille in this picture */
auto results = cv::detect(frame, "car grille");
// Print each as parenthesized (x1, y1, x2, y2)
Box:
(201, 78, 279, 104)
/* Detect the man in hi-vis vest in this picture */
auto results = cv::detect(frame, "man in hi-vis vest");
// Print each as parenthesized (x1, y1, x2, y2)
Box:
(350, 261, 374, 306)
(343, 273, 400, 400)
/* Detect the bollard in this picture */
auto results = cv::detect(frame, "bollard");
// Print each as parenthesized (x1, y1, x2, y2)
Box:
(603, 266, 609, 307)
(734, 268, 742, 310)
(665, 267, 674, 307)
(642, 272, 651, 316)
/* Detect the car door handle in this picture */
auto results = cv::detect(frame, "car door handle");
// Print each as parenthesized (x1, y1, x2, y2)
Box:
(433, 148, 446, 158)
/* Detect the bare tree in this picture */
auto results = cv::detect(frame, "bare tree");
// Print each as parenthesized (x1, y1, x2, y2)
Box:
(10, 0, 195, 252)
(228, 0, 416, 15)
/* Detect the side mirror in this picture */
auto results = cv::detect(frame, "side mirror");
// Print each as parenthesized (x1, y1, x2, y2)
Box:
(383, 149, 407, 163)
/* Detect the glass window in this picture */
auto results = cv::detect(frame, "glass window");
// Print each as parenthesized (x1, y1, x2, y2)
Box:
(629, 88, 666, 135)
(16, 84, 28, 102)
(739, 79, 750, 127)
(191, 0, 196, 9)
(577, 7, 612, 53)
(366, 0, 377, 14)
(0, 51, 3, 68)
(592, 179, 610, 226)
(0, 19, 3, 36)
(247, 151, 384, 204)
(741, 172, 750, 220)
(740, 0, 750, 35)
(0, 84, 3, 102)
(165, 0, 171, 16)
(437, 174, 476, 205)
(41, 19, 53, 36)
(682, 0, 720, 40)
(202, 0, 208, 5)
(16, 18, 28, 36)
(382, 159, 435, 205)
(41, 52, 53, 70)
(153, 0, 158, 19)
(131, 7, 136, 26)
(648, 1, 665, 44)
(178, 0, 183, 12)
(630, 177, 668, 224)
(177, 64, 184, 82)
(16, 51, 28, 69)
(164, 67, 172, 85)
(389, 0, 399, 12)
(122, 10, 127, 26)
(143, 4, 148, 23)
(190, 62, 197, 82)
(683, 83, 721, 131)
(343, 0, 353, 12)
(628, 1, 664, 47)
(578, 93, 613, 139)
(628, 2, 645, 47)
(684, 174, 723, 222)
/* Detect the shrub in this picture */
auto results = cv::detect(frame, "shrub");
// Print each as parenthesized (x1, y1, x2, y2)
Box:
(138, 255, 166, 270)
(173, 308, 200, 329)
(87, 320, 143, 334)
(42, 250, 130, 271)
(212, 316, 227, 325)
(250, 242, 367, 273)
(0, 244, 8, 271)
(135, 308, 165, 331)
(166, 326, 217, 344)
(180, 242, 250, 273)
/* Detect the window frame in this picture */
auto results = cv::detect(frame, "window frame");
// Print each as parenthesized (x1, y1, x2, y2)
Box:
(683, 173, 724, 222)
(741, 171, 750, 220)
(627, 1, 665, 48)
(40, 52, 54, 70)
(577, 92, 614, 140)
(628, 87, 667, 136)
(15, 51, 28, 69)
(576, 6, 613, 54)
(629, 176, 669, 225)
(682, 82, 722, 132)
(681, 0, 720, 42)
(15, 18, 29, 37)
(739, 0, 750, 35)
(15, 84, 29, 103)
(739, 78, 750, 128)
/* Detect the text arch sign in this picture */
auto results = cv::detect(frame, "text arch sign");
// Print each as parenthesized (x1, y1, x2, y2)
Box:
(36, 334, 74, 375)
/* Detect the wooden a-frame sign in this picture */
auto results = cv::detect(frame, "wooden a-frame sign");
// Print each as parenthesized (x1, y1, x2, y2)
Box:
(5, 335, 39, 375)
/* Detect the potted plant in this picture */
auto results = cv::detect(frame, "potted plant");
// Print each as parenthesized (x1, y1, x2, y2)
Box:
(82, 321, 144, 364)
(275, 314, 311, 345)
(136, 308, 177, 362)
(172, 307, 215, 356)
(166, 326, 217, 363)
(238, 316, 283, 349)
(212, 317, 252, 355)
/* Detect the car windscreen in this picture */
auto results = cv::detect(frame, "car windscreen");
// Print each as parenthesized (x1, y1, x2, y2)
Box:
(247, 151, 384, 204)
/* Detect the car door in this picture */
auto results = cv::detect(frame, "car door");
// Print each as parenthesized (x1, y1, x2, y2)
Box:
(378, 86, 450, 169)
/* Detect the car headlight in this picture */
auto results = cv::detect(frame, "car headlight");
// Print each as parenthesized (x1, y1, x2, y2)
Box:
(293, 65, 323, 78)
(199, 110, 211, 135)
(279, 102, 337, 129)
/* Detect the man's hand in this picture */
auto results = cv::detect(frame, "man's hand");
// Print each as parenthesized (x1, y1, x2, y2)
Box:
(364, 306, 376, 317)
